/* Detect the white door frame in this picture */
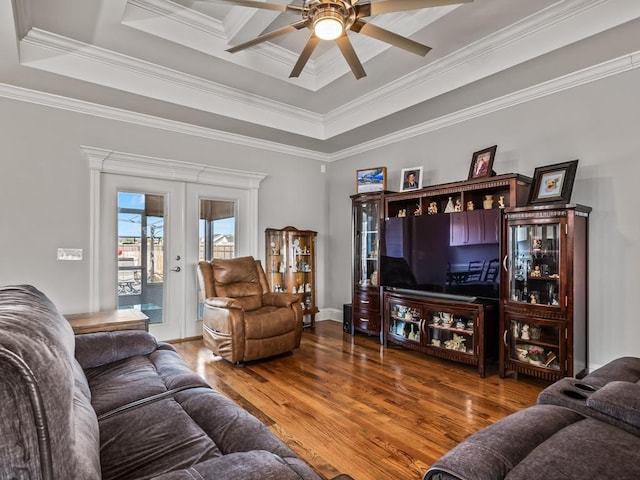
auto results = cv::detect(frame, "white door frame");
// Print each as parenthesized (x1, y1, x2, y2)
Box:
(83, 146, 266, 336)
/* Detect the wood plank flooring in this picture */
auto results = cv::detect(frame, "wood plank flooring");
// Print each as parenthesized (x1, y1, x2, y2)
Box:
(171, 321, 551, 480)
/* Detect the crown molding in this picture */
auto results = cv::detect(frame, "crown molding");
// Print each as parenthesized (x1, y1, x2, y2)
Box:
(0, 81, 327, 160)
(327, 49, 640, 161)
(2, 51, 638, 163)
(19, 27, 326, 138)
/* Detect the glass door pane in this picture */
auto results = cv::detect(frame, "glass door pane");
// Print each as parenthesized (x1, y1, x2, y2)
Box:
(355, 202, 379, 286)
(198, 199, 236, 319)
(199, 199, 236, 262)
(117, 192, 165, 324)
(508, 223, 561, 305)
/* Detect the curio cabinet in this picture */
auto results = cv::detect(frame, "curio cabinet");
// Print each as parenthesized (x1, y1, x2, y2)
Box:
(500, 204, 591, 381)
(350, 192, 385, 337)
(265, 226, 318, 327)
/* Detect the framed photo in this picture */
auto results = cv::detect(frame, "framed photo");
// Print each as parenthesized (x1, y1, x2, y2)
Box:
(356, 166, 387, 193)
(468, 145, 497, 180)
(400, 166, 423, 192)
(528, 160, 579, 205)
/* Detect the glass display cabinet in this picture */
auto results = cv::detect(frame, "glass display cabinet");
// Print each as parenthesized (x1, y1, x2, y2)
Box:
(383, 290, 496, 377)
(351, 192, 385, 337)
(500, 204, 591, 381)
(265, 226, 318, 327)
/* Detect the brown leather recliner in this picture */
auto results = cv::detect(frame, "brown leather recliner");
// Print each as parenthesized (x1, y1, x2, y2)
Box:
(197, 256, 304, 364)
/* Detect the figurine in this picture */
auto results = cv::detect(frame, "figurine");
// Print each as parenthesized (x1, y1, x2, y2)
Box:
(444, 197, 455, 213)
(467, 201, 475, 211)
(530, 293, 538, 304)
(427, 202, 438, 214)
(454, 199, 462, 212)
(531, 265, 541, 277)
(483, 194, 494, 209)
(512, 322, 520, 339)
(498, 195, 506, 209)
(521, 324, 530, 340)
(414, 204, 422, 216)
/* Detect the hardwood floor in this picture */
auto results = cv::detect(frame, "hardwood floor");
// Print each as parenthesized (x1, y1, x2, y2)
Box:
(171, 321, 551, 480)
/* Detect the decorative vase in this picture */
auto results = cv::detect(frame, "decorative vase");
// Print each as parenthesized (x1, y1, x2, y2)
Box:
(483, 195, 494, 209)
(408, 324, 417, 340)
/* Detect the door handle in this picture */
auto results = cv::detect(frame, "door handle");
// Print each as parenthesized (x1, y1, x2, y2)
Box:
(171, 266, 181, 272)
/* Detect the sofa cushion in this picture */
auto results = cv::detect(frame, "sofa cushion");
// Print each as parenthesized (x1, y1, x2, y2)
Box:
(99, 393, 221, 480)
(586, 381, 640, 429)
(0, 285, 101, 479)
(245, 306, 297, 339)
(213, 256, 264, 311)
(84, 346, 210, 417)
(75, 330, 158, 368)
(505, 417, 640, 480)
(424, 405, 585, 480)
(580, 356, 640, 387)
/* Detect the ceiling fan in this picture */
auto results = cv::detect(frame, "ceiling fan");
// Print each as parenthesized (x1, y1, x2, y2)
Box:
(200, 0, 472, 79)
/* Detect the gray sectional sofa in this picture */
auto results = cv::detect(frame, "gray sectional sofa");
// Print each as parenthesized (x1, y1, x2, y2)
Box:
(424, 357, 640, 480)
(0, 285, 351, 480)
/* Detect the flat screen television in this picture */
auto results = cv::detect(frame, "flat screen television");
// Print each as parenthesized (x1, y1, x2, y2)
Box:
(380, 210, 501, 301)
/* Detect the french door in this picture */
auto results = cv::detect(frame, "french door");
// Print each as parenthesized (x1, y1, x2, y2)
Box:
(101, 175, 186, 340)
(101, 176, 255, 340)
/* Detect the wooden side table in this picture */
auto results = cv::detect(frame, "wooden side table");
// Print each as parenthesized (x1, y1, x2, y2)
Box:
(65, 309, 149, 335)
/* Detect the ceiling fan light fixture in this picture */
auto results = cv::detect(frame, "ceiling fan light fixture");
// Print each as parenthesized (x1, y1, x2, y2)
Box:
(313, 11, 344, 40)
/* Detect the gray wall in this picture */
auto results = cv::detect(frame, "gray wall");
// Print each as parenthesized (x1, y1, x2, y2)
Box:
(0, 96, 328, 313)
(1, 57, 639, 370)
(327, 65, 640, 369)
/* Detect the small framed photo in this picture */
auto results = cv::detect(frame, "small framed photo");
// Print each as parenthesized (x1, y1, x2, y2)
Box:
(468, 145, 497, 180)
(400, 166, 423, 192)
(356, 167, 387, 193)
(528, 160, 579, 205)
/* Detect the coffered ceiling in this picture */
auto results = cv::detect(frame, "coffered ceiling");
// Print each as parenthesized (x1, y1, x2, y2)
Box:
(1, 0, 640, 159)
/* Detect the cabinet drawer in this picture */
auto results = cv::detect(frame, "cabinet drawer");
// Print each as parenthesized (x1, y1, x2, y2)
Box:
(352, 307, 381, 333)
(353, 291, 380, 312)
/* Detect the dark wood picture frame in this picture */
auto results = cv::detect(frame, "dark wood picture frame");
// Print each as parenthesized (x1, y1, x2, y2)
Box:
(356, 166, 387, 194)
(468, 145, 497, 180)
(528, 160, 579, 205)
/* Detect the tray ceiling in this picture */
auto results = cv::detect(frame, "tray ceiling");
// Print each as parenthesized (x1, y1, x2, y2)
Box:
(2, 0, 640, 159)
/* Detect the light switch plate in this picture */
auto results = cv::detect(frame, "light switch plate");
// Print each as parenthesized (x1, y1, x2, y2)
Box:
(57, 248, 83, 261)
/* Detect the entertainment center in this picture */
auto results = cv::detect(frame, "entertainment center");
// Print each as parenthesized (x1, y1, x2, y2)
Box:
(350, 172, 590, 380)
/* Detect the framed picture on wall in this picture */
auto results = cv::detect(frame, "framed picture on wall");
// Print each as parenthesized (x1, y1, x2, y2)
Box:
(400, 166, 423, 192)
(468, 145, 497, 180)
(356, 167, 387, 193)
(528, 160, 579, 205)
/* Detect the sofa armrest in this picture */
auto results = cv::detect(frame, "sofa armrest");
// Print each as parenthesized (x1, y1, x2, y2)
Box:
(205, 296, 244, 310)
(423, 405, 585, 480)
(587, 381, 640, 429)
(75, 330, 158, 369)
(263, 292, 302, 308)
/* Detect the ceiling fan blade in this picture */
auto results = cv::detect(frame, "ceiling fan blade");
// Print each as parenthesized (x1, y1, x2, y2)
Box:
(365, 0, 472, 16)
(351, 20, 431, 56)
(335, 34, 366, 79)
(290, 35, 320, 78)
(196, 0, 305, 13)
(227, 20, 307, 53)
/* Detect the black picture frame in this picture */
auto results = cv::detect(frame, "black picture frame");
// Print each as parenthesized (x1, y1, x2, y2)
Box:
(468, 145, 497, 180)
(528, 160, 579, 205)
